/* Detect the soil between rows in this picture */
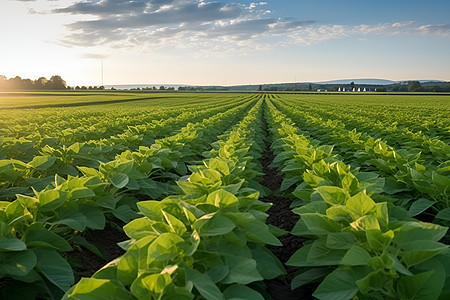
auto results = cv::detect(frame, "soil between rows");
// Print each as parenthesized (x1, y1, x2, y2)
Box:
(259, 135, 315, 300)
(68, 222, 128, 283)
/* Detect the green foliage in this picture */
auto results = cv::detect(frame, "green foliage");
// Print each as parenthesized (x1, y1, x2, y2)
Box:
(267, 98, 449, 299)
(64, 99, 284, 299)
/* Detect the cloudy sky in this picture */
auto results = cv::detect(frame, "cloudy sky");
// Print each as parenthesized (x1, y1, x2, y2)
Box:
(1, 0, 449, 86)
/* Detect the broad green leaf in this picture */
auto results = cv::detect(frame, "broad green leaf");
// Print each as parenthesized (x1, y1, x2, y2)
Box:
(130, 273, 172, 298)
(24, 228, 72, 251)
(342, 172, 359, 193)
(207, 265, 229, 283)
(223, 181, 244, 195)
(268, 224, 288, 237)
(185, 230, 200, 256)
(301, 213, 341, 235)
(287, 245, 312, 267)
(92, 258, 120, 280)
(243, 219, 282, 246)
(408, 198, 435, 217)
(68, 187, 96, 200)
(293, 201, 328, 215)
(29, 156, 56, 170)
(109, 173, 129, 189)
(77, 166, 103, 178)
(137, 201, 164, 221)
(147, 233, 185, 266)
(38, 190, 66, 212)
(53, 210, 87, 231)
(280, 177, 298, 191)
(15, 194, 38, 210)
(350, 215, 380, 231)
(206, 189, 238, 209)
(0, 235, 27, 251)
(389, 253, 413, 276)
(208, 158, 230, 175)
(306, 240, 345, 266)
(435, 208, 450, 221)
(400, 240, 448, 267)
(73, 236, 108, 260)
(373, 202, 389, 229)
(193, 214, 235, 237)
(185, 268, 224, 300)
(291, 268, 330, 290)
(326, 206, 350, 222)
(410, 255, 447, 299)
(346, 192, 376, 219)
(63, 278, 134, 300)
(326, 232, 358, 249)
(316, 186, 349, 205)
(366, 229, 394, 251)
(313, 268, 359, 300)
(34, 249, 74, 291)
(393, 222, 448, 245)
(80, 205, 106, 230)
(123, 217, 157, 240)
(355, 270, 388, 294)
(223, 284, 264, 300)
(222, 255, 263, 285)
(0, 250, 36, 277)
(113, 204, 139, 223)
(397, 271, 435, 299)
(162, 209, 187, 235)
(6, 199, 32, 225)
(290, 219, 313, 238)
(117, 235, 155, 285)
(340, 245, 371, 266)
(251, 248, 286, 279)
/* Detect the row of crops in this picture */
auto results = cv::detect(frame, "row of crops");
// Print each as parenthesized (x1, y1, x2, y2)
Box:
(0, 92, 449, 299)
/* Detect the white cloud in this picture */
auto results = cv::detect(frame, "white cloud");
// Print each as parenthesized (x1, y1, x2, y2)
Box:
(417, 24, 450, 36)
(80, 53, 109, 59)
(49, 1, 449, 54)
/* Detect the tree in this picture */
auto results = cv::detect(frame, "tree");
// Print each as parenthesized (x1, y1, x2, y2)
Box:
(308, 83, 312, 91)
(35, 77, 48, 89)
(159, 86, 165, 90)
(350, 82, 355, 90)
(258, 85, 262, 91)
(47, 75, 67, 90)
(408, 81, 422, 92)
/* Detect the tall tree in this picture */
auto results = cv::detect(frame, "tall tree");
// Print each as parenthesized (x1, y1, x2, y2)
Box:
(34, 77, 48, 89)
(408, 81, 422, 92)
(47, 75, 67, 90)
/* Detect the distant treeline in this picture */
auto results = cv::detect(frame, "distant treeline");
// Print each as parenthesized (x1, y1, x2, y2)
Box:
(254, 81, 450, 92)
(0, 75, 68, 90)
(390, 81, 450, 92)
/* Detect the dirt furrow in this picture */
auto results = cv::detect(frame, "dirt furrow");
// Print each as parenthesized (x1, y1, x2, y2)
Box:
(259, 107, 314, 299)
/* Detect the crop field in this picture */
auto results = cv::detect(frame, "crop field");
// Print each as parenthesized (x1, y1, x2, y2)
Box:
(0, 92, 449, 299)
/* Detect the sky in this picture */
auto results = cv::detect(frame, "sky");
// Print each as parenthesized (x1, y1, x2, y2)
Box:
(1, 0, 449, 86)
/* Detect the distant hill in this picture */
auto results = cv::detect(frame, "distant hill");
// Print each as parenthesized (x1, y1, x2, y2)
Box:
(102, 79, 448, 91)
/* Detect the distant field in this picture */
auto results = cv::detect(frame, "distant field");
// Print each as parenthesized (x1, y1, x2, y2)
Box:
(0, 92, 449, 299)
(0, 91, 229, 109)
